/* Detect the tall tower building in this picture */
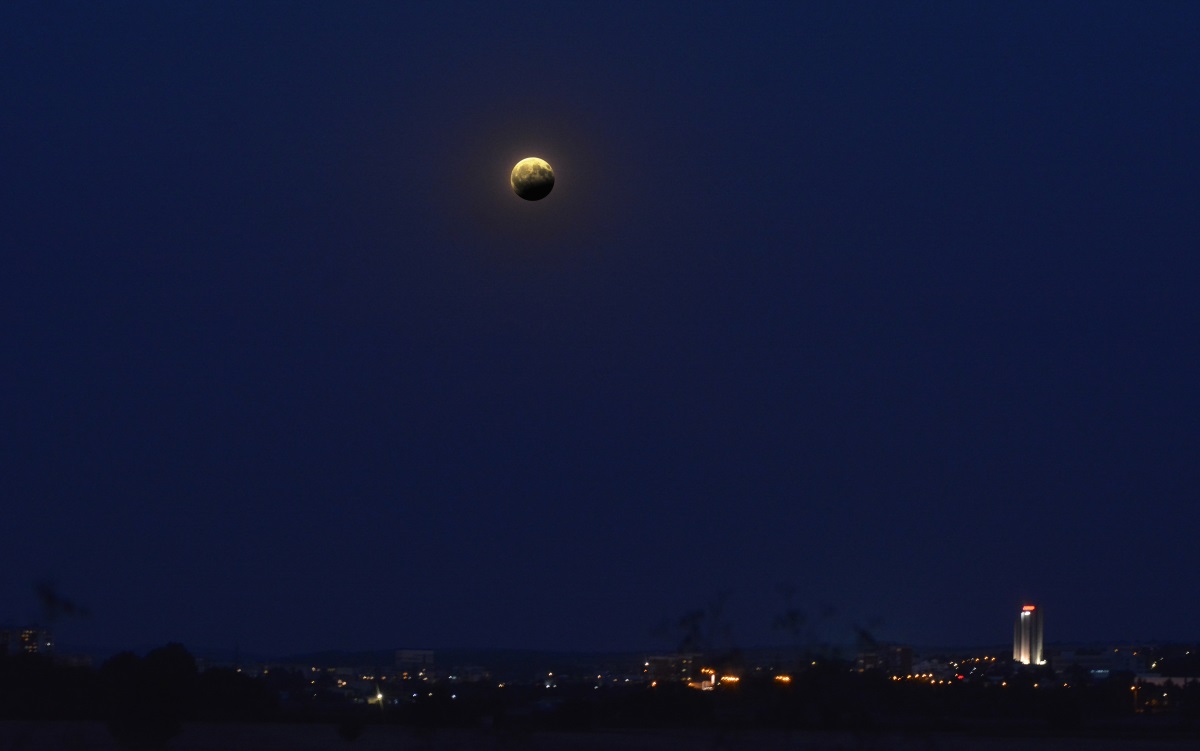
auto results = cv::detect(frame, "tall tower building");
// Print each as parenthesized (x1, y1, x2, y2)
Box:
(1013, 604, 1044, 665)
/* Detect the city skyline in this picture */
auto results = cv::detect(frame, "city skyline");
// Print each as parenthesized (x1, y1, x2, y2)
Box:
(3, 626, 1196, 748)
(6, 595, 1193, 661)
(4, 2, 1200, 656)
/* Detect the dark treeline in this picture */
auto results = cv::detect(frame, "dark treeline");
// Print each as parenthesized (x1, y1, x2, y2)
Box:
(3, 645, 1200, 750)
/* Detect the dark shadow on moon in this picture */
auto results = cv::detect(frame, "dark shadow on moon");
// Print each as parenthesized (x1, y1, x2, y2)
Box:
(512, 160, 555, 201)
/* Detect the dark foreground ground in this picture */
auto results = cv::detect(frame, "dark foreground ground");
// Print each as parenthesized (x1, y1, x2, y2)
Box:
(2, 723, 1199, 751)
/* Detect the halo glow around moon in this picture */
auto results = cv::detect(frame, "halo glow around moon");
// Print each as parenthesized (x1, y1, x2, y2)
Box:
(510, 157, 555, 201)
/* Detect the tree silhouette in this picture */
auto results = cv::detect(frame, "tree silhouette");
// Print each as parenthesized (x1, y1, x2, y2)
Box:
(102, 643, 197, 750)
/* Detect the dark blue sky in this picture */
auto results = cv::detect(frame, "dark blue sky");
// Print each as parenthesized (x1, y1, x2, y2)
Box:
(3, 1, 1199, 656)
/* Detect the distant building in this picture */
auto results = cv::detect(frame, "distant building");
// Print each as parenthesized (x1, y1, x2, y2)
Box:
(1050, 645, 1148, 678)
(395, 649, 434, 678)
(643, 653, 700, 684)
(856, 644, 914, 676)
(0, 626, 53, 656)
(445, 665, 490, 683)
(1013, 604, 1044, 665)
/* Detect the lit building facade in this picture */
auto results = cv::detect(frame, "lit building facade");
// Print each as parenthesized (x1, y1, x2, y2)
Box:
(0, 626, 53, 656)
(855, 644, 914, 677)
(395, 649, 434, 679)
(1013, 604, 1044, 665)
(643, 653, 700, 684)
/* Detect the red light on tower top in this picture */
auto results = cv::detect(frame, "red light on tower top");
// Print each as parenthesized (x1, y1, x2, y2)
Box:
(1022, 605, 1037, 612)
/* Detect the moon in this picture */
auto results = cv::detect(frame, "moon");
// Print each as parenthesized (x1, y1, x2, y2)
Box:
(510, 157, 554, 201)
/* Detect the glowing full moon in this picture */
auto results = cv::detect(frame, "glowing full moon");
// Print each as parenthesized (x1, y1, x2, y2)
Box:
(510, 157, 554, 201)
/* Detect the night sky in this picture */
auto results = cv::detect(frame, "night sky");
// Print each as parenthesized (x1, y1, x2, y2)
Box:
(4, 1, 1199, 657)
